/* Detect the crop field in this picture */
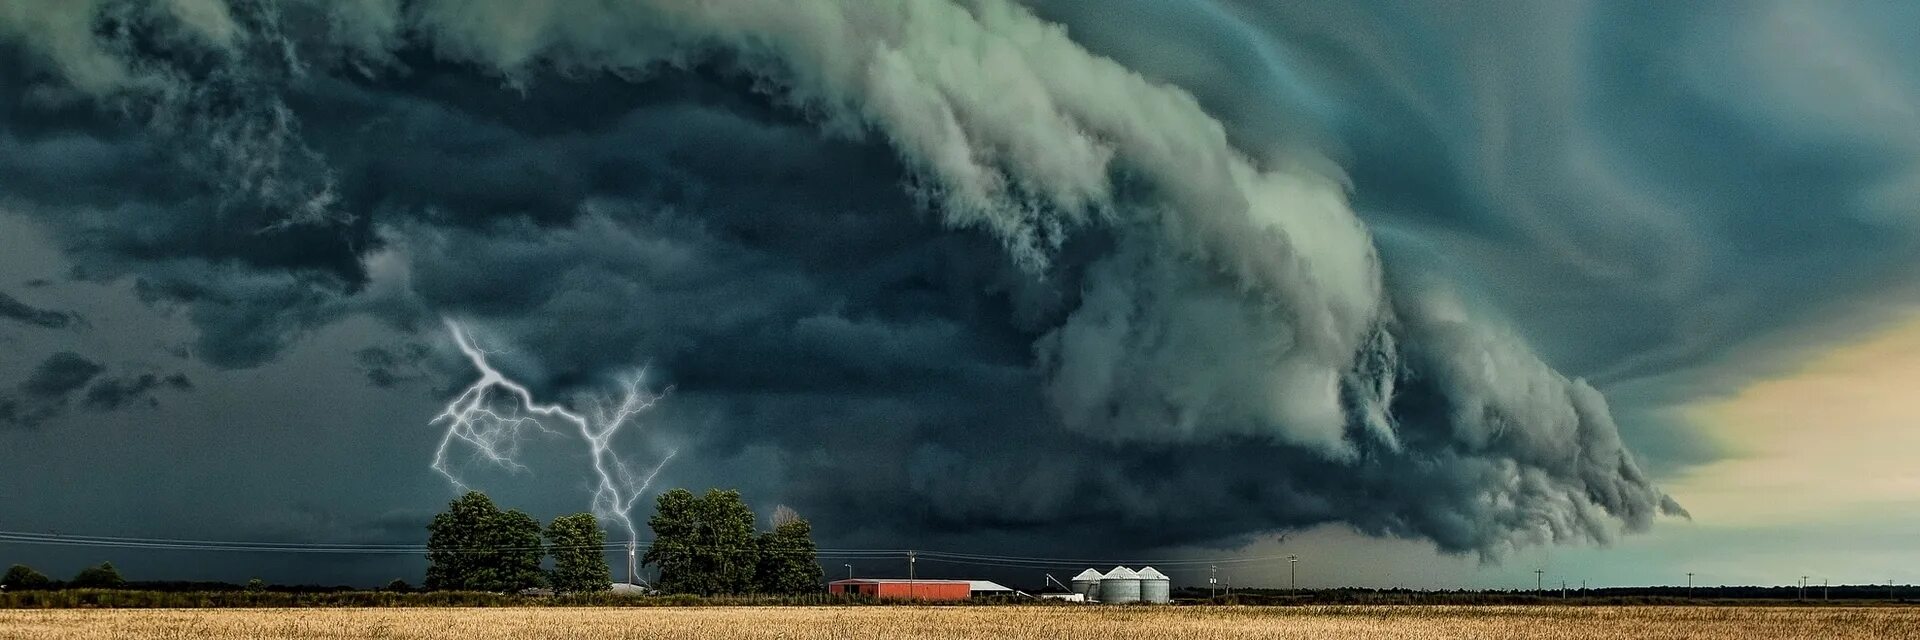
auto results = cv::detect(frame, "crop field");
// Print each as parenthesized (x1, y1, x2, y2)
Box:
(3, 605, 1918, 640)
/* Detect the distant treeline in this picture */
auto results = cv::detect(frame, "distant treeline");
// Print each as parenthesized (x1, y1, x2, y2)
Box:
(0, 589, 898, 608)
(1173, 586, 1915, 605)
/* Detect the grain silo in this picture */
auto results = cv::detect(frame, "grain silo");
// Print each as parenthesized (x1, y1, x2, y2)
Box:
(1100, 566, 1141, 604)
(1070, 568, 1103, 602)
(1136, 566, 1171, 604)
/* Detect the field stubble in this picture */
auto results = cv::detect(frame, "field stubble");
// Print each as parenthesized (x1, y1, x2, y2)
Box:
(2, 605, 1916, 639)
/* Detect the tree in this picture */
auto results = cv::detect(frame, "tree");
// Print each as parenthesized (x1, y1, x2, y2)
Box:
(1, 565, 51, 590)
(70, 562, 124, 588)
(755, 506, 823, 595)
(642, 488, 699, 593)
(425, 491, 547, 592)
(642, 488, 759, 595)
(385, 579, 412, 592)
(245, 578, 266, 593)
(546, 513, 612, 594)
(494, 509, 547, 592)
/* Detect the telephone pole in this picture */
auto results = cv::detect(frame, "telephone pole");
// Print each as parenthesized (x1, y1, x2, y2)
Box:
(1287, 555, 1299, 597)
(627, 539, 638, 586)
(1209, 565, 1218, 601)
(1823, 579, 1829, 601)
(1800, 576, 1808, 601)
(1687, 572, 1694, 599)
(1535, 569, 1545, 596)
(908, 551, 917, 600)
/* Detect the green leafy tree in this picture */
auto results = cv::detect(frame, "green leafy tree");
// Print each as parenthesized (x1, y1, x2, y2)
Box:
(546, 513, 612, 594)
(1, 565, 51, 590)
(643, 488, 760, 595)
(755, 506, 823, 594)
(425, 491, 547, 592)
(245, 578, 266, 593)
(642, 489, 698, 593)
(494, 509, 547, 591)
(69, 562, 124, 588)
(385, 579, 412, 592)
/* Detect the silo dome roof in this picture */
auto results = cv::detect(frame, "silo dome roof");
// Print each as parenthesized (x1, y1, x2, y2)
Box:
(1136, 566, 1169, 580)
(1103, 566, 1139, 579)
(1072, 569, 1103, 581)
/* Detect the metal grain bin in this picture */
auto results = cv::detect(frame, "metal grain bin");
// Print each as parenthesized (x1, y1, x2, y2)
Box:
(1100, 566, 1141, 604)
(1136, 566, 1171, 604)
(1071, 568, 1103, 602)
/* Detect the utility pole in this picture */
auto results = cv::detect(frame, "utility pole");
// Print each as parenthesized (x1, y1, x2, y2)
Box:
(908, 551, 917, 600)
(1535, 569, 1544, 597)
(1560, 581, 1567, 600)
(1687, 572, 1694, 599)
(844, 564, 853, 581)
(1892, 579, 1898, 602)
(1800, 576, 1808, 601)
(1288, 555, 1299, 597)
(1210, 565, 1218, 601)
(1824, 579, 1829, 602)
(627, 539, 638, 586)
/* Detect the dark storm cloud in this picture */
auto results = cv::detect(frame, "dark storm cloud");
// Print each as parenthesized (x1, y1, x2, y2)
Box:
(0, 291, 76, 329)
(20, 352, 103, 399)
(14, 0, 1912, 567)
(82, 372, 193, 411)
(1, 351, 193, 428)
(3, 351, 101, 428)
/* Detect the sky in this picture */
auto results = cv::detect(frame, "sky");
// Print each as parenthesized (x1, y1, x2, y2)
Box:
(0, 0, 1917, 590)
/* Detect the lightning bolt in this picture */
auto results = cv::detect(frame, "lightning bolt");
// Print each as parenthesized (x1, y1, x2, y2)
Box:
(430, 318, 675, 541)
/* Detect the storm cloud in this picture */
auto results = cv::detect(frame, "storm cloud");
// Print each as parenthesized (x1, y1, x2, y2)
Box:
(11, 0, 1909, 568)
(0, 350, 192, 428)
(0, 291, 77, 329)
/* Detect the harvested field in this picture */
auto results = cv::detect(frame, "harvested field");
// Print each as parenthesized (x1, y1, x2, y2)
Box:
(2, 605, 1917, 639)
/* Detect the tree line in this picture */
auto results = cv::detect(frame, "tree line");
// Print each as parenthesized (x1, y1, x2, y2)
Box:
(2, 562, 123, 591)
(422, 491, 612, 594)
(3, 487, 820, 596)
(423, 488, 821, 595)
(641, 488, 822, 595)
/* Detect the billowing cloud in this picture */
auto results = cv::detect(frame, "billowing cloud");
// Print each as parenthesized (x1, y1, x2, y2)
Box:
(52, 0, 1920, 563)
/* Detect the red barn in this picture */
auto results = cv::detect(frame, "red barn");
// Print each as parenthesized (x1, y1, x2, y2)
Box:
(828, 578, 972, 601)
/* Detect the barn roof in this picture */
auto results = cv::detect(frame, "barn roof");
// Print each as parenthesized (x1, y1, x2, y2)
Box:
(829, 578, 972, 585)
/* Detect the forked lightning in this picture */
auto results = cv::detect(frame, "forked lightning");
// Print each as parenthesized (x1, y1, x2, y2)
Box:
(431, 319, 674, 540)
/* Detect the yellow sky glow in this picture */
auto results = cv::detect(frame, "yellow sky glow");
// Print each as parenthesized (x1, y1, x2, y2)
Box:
(1669, 311, 1920, 525)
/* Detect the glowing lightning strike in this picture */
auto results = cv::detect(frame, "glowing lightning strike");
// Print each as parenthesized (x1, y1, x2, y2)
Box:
(431, 318, 676, 541)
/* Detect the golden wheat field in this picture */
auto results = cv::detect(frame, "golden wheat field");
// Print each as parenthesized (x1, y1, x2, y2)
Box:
(2, 605, 1917, 640)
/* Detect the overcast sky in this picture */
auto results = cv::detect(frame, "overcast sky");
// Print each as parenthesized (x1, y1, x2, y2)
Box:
(2, 0, 1918, 589)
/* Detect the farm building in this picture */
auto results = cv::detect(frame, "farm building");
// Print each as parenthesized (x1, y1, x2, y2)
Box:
(1067, 566, 1173, 604)
(828, 579, 972, 601)
(827, 579, 1023, 600)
